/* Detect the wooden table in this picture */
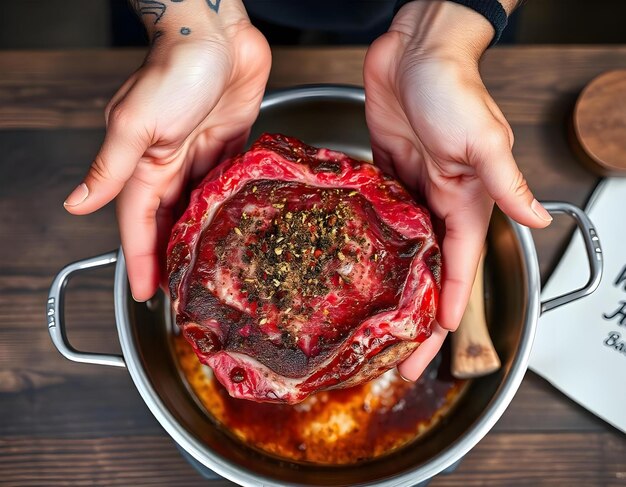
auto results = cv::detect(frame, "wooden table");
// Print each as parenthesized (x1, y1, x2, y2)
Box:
(1, 46, 625, 486)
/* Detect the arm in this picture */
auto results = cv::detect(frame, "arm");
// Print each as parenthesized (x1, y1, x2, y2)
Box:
(64, 0, 271, 301)
(364, 0, 550, 379)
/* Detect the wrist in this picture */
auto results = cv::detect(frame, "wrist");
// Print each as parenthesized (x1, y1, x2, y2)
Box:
(134, 0, 249, 46)
(391, 0, 494, 64)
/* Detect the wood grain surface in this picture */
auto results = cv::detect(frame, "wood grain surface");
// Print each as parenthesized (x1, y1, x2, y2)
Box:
(1, 47, 625, 486)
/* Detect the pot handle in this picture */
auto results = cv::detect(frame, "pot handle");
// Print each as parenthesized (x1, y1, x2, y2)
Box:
(540, 202, 603, 314)
(47, 250, 126, 368)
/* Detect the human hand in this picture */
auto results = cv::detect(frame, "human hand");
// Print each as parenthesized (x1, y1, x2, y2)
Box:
(63, 0, 270, 301)
(364, 0, 552, 379)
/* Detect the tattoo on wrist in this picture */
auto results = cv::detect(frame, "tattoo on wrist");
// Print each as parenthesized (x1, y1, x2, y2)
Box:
(206, 0, 221, 13)
(131, 0, 222, 35)
(131, 0, 166, 24)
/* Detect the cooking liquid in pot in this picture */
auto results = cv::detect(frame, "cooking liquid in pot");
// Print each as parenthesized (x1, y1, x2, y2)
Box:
(174, 336, 465, 464)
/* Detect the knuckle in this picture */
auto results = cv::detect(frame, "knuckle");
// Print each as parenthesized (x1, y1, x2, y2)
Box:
(108, 104, 133, 129)
(483, 126, 510, 152)
(90, 154, 115, 183)
(509, 171, 530, 199)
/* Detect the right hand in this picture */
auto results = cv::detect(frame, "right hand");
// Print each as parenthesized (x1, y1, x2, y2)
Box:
(364, 1, 551, 380)
(63, 8, 271, 302)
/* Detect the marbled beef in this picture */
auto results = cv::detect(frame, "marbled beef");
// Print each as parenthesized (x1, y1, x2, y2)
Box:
(167, 134, 440, 404)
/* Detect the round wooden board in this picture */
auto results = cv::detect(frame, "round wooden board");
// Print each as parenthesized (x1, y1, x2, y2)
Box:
(573, 69, 626, 176)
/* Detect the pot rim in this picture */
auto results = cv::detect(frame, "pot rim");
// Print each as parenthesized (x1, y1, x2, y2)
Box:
(112, 85, 541, 486)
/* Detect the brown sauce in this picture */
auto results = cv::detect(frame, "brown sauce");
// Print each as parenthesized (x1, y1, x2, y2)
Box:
(174, 336, 465, 464)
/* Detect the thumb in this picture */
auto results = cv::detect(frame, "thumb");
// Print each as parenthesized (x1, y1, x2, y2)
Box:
(64, 117, 148, 215)
(473, 132, 552, 229)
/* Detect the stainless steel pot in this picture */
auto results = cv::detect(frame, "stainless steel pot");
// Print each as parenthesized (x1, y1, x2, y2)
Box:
(47, 86, 603, 487)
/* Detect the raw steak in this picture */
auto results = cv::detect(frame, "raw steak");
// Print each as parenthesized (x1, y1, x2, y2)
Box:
(167, 134, 441, 404)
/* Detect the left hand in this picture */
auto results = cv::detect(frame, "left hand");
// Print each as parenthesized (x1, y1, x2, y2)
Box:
(364, 0, 552, 380)
(63, 2, 270, 302)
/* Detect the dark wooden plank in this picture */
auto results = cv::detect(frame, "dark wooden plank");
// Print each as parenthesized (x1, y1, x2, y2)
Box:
(0, 48, 368, 129)
(494, 372, 609, 432)
(481, 46, 626, 125)
(0, 129, 119, 274)
(431, 431, 626, 486)
(0, 374, 161, 438)
(0, 437, 228, 487)
(2, 47, 626, 129)
(268, 46, 366, 88)
(0, 432, 624, 486)
(0, 51, 141, 129)
(0, 295, 121, 376)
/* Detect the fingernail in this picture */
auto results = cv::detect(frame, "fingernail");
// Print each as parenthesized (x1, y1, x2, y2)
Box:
(398, 371, 414, 383)
(130, 289, 144, 303)
(64, 183, 89, 207)
(531, 199, 552, 223)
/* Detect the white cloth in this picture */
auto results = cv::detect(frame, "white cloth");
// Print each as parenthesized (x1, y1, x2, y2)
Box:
(529, 178, 626, 433)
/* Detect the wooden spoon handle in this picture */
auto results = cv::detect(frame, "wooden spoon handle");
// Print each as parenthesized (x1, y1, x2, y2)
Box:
(451, 247, 501, 379)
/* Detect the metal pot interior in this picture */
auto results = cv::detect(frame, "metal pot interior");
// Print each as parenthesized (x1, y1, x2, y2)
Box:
(120, 86, 533, 486)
